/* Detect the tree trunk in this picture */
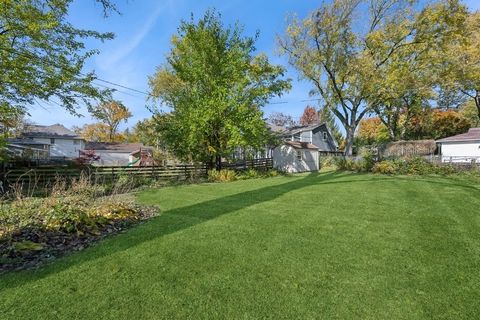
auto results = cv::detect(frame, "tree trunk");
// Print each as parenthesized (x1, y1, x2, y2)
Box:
(344, 126, 355, 156)
(215, 155, 222, 170)
(475, 94, 480, 125)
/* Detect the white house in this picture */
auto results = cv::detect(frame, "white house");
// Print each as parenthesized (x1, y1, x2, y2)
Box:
(436, 128, 480, 163)
(272, 141, 320, 173)
(9, 124, 85, 159)
(84, 142, 154, 166)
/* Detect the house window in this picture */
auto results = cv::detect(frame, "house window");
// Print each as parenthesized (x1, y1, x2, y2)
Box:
(73, 140, 80, 145)
(50, 138, 55, 144)
(296, 150, 303, 160)
(323, 132, 328, 140)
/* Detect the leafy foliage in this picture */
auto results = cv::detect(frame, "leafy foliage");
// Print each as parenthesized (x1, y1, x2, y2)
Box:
(299, 106, 318, 126)
(357, 117, 390, 146)
(0, 0, 116, 117)
(90, 100, 132, 141)
(149, 10, 291, 168)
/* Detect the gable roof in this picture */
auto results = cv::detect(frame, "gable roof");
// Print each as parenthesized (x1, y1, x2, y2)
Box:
(285, 141, 319, 150)
(84, 142, 153, 154)
(22, 124, 80, 139)
(283, 122, 325, 135)
(436, 128, 480, 143)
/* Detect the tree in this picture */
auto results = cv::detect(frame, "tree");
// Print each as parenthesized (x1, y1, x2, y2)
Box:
(299, 106, 319, 126)
(129, 117, 163, 147)
(434, 5, 480, 123)
(268, 112, 296, 127)
(149, 10, 291, 168)
(460, 100, 480, 127)
(279, 0, 418, 155)
(0, 1, 116, 115)
(90, 100, 132, 141)
(357, 117, 390, 146)
(403, 109, 470, 140)
(74, 123, 127, 142)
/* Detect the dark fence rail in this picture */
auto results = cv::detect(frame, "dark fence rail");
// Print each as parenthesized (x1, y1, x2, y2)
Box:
(0, 158, 273, 188)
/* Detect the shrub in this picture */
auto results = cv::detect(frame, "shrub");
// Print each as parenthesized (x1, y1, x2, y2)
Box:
(334, 157, 358, 171)
(207, 169, 237, 182)
(372, 160, 399, 174)
(360, 149, 376, 172)
(238, 169, 260, 180)
(320, 156, 337, 169)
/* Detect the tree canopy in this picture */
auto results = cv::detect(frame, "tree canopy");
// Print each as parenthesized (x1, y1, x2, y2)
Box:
(0, 0, 116, 117)
(279, 0, 479, 153)
(149, 10, 291, 168)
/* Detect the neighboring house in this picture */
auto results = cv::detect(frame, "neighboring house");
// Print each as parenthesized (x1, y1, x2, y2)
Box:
(436, 128, 480, 163)
(8, 124, 84, 159)
(279, 123, 338, 152)
(270, 122, 339, 172)
(84, 142, 154, 166)
(272, 141, 320, 173)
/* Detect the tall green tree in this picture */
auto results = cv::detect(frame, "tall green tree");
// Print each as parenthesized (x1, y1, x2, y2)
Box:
(0, 0, 116, 119)
(149, 10, 291, 168)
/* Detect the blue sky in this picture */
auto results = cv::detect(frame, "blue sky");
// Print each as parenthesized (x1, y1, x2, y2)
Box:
(28, 0, 480, 130)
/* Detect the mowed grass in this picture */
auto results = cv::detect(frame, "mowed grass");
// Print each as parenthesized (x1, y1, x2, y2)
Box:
(1, 172, 480, 319)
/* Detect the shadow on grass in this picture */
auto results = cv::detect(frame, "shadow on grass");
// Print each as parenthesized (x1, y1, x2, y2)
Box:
(1, 170, 477, 291)
(0, 171, 344, 291)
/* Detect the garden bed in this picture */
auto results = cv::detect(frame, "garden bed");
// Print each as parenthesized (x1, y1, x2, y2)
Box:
(0, 194, 158, 273)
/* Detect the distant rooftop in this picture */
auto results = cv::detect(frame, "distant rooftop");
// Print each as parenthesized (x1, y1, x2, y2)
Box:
(436, 128, 480, 143)
(84, 142, 153, 154)
(22, 124, 80, 139)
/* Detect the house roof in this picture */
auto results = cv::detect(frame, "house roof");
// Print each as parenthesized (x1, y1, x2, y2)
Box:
(283, 122, 325, 135)
(436, 128, 480, 143)
(22, 124, 81, 139)
(285, 141, 319, 150)
(6, 138, 50, 146)
(84, 142, 153, 154)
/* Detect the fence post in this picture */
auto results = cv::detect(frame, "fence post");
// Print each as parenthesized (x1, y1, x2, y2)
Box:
(111, 167, 114, 182)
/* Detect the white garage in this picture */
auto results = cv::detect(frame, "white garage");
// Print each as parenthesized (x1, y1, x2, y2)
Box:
(437, 128, 480, 163)
(272, 141, 319, 173)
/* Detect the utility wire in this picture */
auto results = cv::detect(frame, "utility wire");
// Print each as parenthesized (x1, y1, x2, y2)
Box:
(1, 46, 325, 106)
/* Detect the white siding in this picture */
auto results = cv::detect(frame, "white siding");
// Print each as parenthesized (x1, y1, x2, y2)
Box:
(272, 145, 319, 173)
(92, 151, 131, 166)
(300, 131, 312, 143)
(440, 141, 480, 162)
(32, 138, 84, 158)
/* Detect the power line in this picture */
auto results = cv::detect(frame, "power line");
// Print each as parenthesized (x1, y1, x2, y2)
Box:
(1, 46, 153, 98)
(2, 45, 327, 106)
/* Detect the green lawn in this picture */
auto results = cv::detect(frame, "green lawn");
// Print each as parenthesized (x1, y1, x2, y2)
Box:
(1, 172, 480, 319)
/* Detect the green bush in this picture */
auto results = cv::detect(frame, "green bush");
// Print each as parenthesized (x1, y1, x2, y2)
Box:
(372, 157, 470, 176)
(334, 157, 358, 171)
(360, 149, 376, 172)
(372, 160, 399, 174)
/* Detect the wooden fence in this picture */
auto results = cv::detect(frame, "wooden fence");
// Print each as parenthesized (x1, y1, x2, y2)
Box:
(0, 158, 273, 188)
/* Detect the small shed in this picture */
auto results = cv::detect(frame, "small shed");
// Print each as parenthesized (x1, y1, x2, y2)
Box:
(436, 128, 480, 163)
(83, 142, 153, 166)
(272, 141, 319, 173)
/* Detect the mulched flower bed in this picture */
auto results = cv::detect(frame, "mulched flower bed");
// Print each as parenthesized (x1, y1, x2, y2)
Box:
(0, 205, 158, 273)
